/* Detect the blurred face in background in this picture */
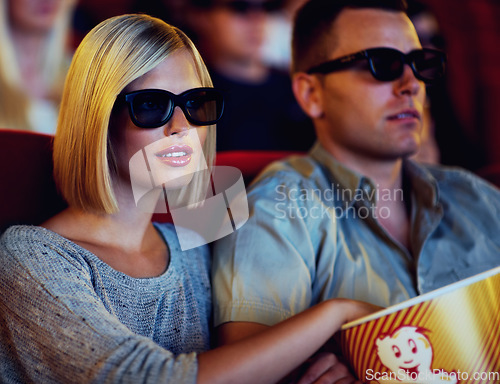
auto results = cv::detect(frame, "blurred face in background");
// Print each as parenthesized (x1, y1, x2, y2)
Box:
(196, 0, 281, 63)
(8, 0, 67, 34)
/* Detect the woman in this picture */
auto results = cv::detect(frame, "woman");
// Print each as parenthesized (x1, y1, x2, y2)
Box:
(0, 0, 75, 133)
(0, 14, 376, 383)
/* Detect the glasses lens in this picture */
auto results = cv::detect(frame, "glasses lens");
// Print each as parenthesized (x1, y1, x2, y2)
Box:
(225, 1, 252, 13)
(412, 50, 446, 82)
(225, 0, 280, 14)
(183, 89, 223, 125)
(263, 0, 282, 12)
(368, 49, 404, 81)
(131, 91, 172, 128)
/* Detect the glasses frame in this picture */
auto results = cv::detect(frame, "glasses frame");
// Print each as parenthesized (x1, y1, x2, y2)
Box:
(306, 47, 447, 84)
(117, 87, 224, 129)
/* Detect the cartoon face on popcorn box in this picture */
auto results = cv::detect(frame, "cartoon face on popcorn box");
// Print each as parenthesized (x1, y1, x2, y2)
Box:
(340, 267, 500, 384)
(375, 326, 456, 383)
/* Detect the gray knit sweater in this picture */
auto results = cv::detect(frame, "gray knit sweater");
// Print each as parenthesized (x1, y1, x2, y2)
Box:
(0, 223, 212, 384)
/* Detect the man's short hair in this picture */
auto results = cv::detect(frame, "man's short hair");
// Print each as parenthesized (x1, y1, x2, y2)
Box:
(291, 0, 408, 73)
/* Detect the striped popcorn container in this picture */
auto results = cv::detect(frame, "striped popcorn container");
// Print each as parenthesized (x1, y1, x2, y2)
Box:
(340, 267, 500, 384)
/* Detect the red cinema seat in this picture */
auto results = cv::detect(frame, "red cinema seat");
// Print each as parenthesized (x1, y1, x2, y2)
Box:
(0, 129, 66, 232)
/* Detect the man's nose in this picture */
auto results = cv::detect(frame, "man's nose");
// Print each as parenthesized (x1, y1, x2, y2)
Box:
(396, 65, 423, 96)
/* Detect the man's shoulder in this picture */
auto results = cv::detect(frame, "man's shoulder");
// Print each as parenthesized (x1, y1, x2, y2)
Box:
(249, 154, 323, 191)
(417, 162, 500, 202)
(421, 162, 475, 178)
(421, 162, 497, 187)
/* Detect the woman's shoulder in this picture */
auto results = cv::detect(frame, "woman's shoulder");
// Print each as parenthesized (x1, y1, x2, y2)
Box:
(1, 225, 67, 252)
(0, 225, 91, 276)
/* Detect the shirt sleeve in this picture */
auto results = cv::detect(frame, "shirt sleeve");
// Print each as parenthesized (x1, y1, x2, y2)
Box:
(212, 174, 325, 327)
(0, 228, 198, 384)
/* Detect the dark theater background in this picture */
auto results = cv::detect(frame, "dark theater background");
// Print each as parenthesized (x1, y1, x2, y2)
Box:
(72, 0, 500, 176)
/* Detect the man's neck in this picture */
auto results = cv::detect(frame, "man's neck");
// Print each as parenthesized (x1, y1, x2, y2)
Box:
(326, 144, 404, 190)
(324, 144, 413, 249)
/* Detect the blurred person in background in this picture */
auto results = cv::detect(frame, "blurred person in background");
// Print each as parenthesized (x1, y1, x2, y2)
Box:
(186, 0, 315, 152)
(406, 0, 442, 165)
(260, 0, 307, 71)
(0, 0, 76, 133)
(408, 0, 484, 171)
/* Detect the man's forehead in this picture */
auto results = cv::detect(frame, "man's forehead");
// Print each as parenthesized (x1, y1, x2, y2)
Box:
(327, 7, 420, 58)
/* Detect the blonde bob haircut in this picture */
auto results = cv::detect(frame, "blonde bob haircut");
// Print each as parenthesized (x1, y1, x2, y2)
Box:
(53, 14, 216, 214)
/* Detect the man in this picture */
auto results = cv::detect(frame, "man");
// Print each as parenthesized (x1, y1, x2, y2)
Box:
(213, 0, 500, 381)
(186, 0, 315, 151)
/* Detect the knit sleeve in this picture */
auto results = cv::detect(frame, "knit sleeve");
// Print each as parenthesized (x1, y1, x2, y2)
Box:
(0, 226, 198, 384)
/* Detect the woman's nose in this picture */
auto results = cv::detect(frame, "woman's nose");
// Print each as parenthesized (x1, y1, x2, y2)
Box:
(164, 107, 190, 137)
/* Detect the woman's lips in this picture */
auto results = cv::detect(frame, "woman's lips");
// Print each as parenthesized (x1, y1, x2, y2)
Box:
(154, 144, 193, 167)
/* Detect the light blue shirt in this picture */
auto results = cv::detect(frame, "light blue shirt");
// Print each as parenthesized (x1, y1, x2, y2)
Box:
(212, 143, 500, 326)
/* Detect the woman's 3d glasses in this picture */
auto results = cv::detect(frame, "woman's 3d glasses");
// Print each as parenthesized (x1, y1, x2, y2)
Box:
(117, 87, 224, 128)
(307, 47, 446, 84)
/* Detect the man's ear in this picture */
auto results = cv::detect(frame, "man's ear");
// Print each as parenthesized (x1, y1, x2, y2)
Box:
(292, 72, 324, 119)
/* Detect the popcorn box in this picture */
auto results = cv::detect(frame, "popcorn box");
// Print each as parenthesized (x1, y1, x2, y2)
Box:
(340, 266, 500, 383)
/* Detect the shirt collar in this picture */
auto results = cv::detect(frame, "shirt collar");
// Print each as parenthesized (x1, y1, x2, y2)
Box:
(310, 143, 375, 208)
(309, 142, 440, 208)
(403, 160, 440, 208)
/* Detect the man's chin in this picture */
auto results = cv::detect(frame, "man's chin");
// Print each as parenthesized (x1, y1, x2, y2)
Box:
(398, 143, 421, 160)
(376, 148, 419, 162)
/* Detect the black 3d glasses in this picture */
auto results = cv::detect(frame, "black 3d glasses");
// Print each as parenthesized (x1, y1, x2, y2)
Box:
(221, 0, 282, 14)
(307, 47, 446, 84)
(117, 87, 224, 128)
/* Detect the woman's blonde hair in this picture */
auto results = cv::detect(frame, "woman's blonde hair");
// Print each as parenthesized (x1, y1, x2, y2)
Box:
(53, 14, 216, 214)
(0, 0, 74, 130)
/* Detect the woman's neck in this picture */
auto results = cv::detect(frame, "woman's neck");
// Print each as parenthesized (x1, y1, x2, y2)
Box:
(42, 203, 169, 278)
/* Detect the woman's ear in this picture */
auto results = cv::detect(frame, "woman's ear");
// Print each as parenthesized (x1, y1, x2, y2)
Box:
(292, 72, 324, 119)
